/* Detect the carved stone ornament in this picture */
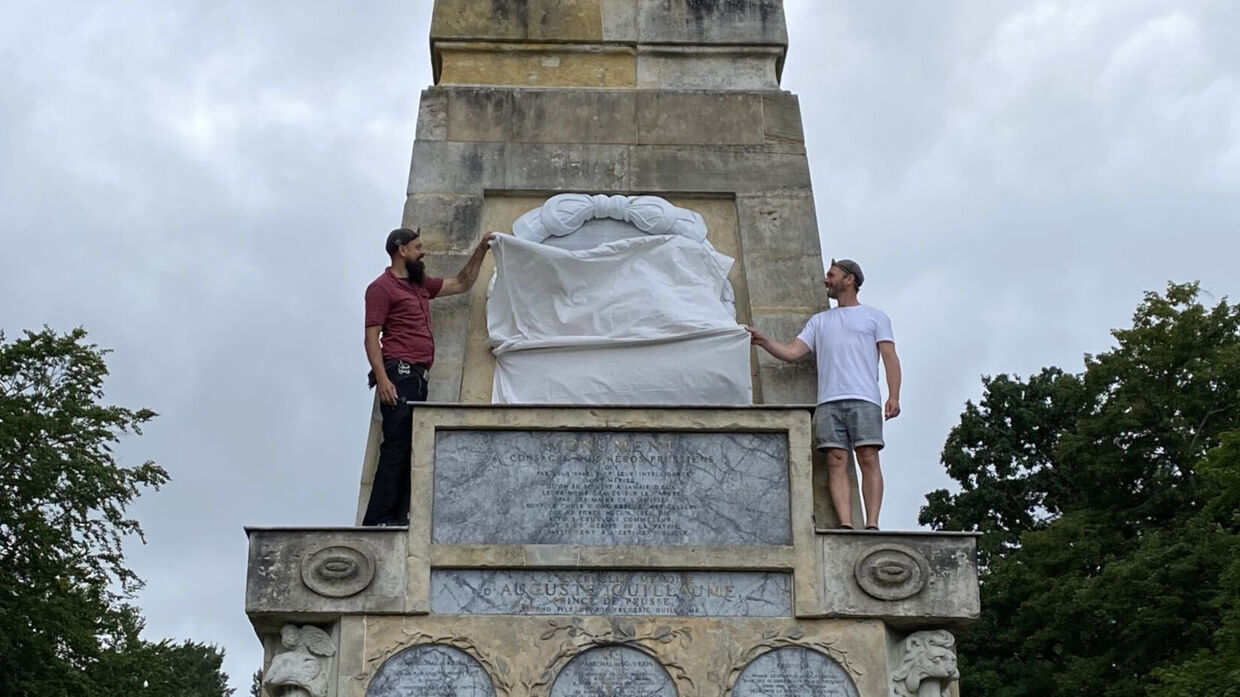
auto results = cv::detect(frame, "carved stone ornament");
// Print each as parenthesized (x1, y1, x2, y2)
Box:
(265, 625, 337, 697)
(891, 630, 958, 697)
(300, 543, 375, 598)
(853, 543, 930, 601)
(513, 193, 708, 243)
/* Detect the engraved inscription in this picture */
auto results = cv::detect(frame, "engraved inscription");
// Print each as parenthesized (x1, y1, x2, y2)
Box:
(733, 647, 859, 697)
(366, 645, 494, 697)
(431, 570, 792, 617)
(549, 646, 675, 697)
(432, 430, 790, 546)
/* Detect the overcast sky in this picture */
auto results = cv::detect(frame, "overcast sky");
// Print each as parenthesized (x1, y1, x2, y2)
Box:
(3, 0, 1237, 691)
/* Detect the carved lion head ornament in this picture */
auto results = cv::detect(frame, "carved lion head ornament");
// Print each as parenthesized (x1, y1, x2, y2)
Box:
(891, 629, 958, 697)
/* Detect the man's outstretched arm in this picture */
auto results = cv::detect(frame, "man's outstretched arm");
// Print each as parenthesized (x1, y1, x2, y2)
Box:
(746, 326, 811, 362)
(439, 232, 498, 297)
(879, 340, 901, 419)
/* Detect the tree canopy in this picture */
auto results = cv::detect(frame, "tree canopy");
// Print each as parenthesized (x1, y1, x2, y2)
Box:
(0, 327, 233, 696)
(922, 283, 1240, 697)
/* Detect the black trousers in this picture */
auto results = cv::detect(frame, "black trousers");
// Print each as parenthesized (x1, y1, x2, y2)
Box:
(362, 360, 428, 526)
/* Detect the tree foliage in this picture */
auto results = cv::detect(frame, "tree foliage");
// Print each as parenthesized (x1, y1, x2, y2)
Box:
(0, 327, 232, 696)
(922, 283, 1240, 697)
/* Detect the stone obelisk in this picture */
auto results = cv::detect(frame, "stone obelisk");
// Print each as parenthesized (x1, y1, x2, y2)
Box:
(247, 5, 979, 697)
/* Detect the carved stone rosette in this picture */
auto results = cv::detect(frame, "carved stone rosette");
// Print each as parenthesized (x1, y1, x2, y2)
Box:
(300, 543, 375, 598)
(853, 544, 930, 601)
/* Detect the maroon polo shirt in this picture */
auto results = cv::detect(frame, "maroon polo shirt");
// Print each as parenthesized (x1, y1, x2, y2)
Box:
(364, 269, 445, 368)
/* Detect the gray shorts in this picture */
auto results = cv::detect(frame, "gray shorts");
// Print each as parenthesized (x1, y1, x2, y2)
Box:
(814, 399, 884, 452)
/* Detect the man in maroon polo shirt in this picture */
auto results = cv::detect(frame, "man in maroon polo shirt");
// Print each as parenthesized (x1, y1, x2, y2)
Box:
(363, 227, 497, 526)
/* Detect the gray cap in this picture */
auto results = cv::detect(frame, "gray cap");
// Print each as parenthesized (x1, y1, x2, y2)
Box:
(830, 258, 864, 288)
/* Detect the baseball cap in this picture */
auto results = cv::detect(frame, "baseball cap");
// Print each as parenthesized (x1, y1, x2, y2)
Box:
(830, 258, 864, 288)
(385, 227, 420, 255)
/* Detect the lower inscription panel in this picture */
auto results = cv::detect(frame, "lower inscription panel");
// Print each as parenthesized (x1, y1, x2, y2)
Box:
(366, 645, 494, 697)
(550, 646, 675, 697)
(431, 570, 792, 617)
(733, 647, 859, 697)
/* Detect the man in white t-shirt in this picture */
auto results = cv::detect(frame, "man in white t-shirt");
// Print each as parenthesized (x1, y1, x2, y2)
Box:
(746, 259, 902, 530)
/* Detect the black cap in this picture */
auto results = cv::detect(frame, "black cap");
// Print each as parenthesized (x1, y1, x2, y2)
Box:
(385, 227, 420, 255)
(831, 258, 864, 288)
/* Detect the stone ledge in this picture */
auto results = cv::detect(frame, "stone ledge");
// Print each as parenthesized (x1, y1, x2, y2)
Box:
(246, 529, 410, 617)
(815, 531, 980, 629)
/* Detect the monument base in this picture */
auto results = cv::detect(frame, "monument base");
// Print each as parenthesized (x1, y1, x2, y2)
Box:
(247, 406, 976, 697)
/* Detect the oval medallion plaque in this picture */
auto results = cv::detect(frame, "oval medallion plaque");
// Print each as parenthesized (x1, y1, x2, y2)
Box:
(300, 544, 374, 598)
(550, 646, 676, 697)
(852, 543, 930, 601)
(367, 645, 494, 697)
(733, 647, 859, 697)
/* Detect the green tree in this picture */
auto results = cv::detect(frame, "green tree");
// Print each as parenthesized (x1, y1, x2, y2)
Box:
(0, 327, 232, 696)
(922, 284, 1240, 697)
(91, 611, 234, 697)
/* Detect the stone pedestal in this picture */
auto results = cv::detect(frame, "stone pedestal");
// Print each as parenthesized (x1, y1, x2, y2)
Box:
(249, 406, 978, 697)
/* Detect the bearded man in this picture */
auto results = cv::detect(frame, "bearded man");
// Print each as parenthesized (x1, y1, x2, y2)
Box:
(362, 227, 496, 526)
(746, 259, 901, 530)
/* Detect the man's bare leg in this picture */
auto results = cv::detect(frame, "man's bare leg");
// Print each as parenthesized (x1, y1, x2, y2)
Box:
(825, 447, 853, 527)
(855, 445, 883, 528)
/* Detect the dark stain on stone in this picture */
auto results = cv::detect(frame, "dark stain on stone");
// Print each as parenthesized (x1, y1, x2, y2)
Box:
(685, 0, 778, 29)
(491, 0, 529, 30)
(462, 148, 485, 181)
(511, 93, 546, 141)
(451, 199, 482, 240)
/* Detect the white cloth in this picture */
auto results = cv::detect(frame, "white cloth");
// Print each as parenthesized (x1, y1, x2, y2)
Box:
(491, 329, 752, 405)
(796, 305, 895, 406)
(487, 234, 752, 405)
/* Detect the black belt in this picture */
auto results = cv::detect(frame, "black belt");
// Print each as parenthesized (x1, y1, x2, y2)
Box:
(368, 360, 430, 387)
(388, 359, 429, 378)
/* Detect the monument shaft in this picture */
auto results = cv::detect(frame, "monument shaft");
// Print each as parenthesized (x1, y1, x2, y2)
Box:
(411, 0, 820, 406)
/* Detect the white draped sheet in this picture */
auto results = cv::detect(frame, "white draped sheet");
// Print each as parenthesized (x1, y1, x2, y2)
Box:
(487, 234, 753, 405)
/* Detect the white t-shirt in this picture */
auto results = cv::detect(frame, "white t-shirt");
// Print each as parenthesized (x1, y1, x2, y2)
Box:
(796, 305, 895, 406)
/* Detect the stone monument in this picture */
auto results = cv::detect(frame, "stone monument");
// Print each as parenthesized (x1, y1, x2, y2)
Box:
(247, 4, 979, 697)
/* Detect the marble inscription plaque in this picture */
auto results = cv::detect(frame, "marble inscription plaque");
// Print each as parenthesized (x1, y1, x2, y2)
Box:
(366, 645, 494, 697)
(733, 647, 859, 697)
(431, 569, 792, 616)
(550, 646, 675, 697)
(432, 430, 790, 545)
